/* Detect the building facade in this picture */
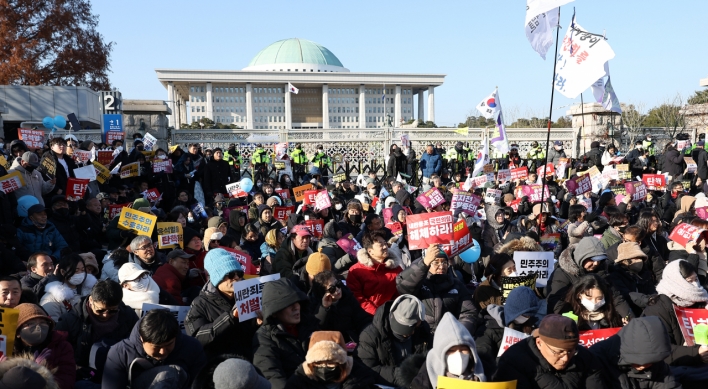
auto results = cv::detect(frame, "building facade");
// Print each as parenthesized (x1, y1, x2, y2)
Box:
(156, 38, 445, 130)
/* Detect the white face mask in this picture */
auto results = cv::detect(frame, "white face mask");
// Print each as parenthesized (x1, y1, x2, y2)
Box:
(581, 297, 605, 312)
(513, 315, 529, 325)
(130, 276, 151, 292)
(446, 351, 470, 376)
(335, 204, 343, 211)
(507, 271, 518, 277)
(691, 281, 701, 289)
(68, 273, 86, 286)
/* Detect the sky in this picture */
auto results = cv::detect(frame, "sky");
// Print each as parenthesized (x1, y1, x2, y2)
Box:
(92, 0, 708, 127)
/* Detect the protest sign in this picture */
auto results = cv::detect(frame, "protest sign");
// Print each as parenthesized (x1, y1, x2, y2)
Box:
(697, 207, 708, 220)
(18, 128, 44, 150)
(152, 159, 173, 173)
(303, 189, 319, 205)
(293, 184, 314, 202)
(579, 197, 592, 212)
(521, 184, 550, 203)
(273, 206, 294, 222)
(540, 233, 561, 252)
(0, 307, 19, 357)
(92, 162, 111, 184)
(485, 189, 502, 205)
(73, 165, 97, 182)
(0, 171, 25, 194)
(450, 190, 482, 214)
(642, 174, 666, 191)
(273, 161, 286, 170)
(610, 185, 627, 195)
(513, 251, 554, 287)
(400, 134, 410, 147)
(233, 274, 281, 322)
(483, 164, 495, 174)
(333, 172, 348, 183)
(437, 376, 516, 389)
(685, 157, 697, 174)
(0, 156, 9, 171)
(668, 223, 707, 247)
(578, 328, 622, 348)
(537, 163, 555, 177)
(190, 202, 208, 221)
(624, 181, 648, 201)
(616, 163, 629, 172)
(306, 219, 324, 239)
(120, 162, 140, 179)
(497, 169, 511, 183)
(388, 222, 403, 236)
(38, 155, 56, 179)
(442, 219, 474, 257)
(143, 188, 161, 203)
(501, 274, 537, 301)
(118, 208, 157, 237)
(73, 149, 91, 165)
(496, 327, 531, 357)
(225, 182, 248, 198)
(315, 191, 331, 210)
(674, 306, 708, 346)
(275, 188, 291, 200)
(65, 178, 89, 201)
(337, 233, 362, 256)
(406, 212, 454, 250)
(142, 133, 158, 151)
(141, 303, 190, 333)
(157, 222, 183, 249)
(223, 248, 257, 275)
(567, 175, 592, 195)
(556, 158, 570, 179)
(508, 198, 522, 212)
(382, 208, 394, 224)
(108, 203, 127, 219)
(511, 167, 528, 180)
(677, 140, 689, 151)
(416, 187, 445, 209)
(97, 150, 114, 166)
(470, 174, 489, 189)
(586, 166, 601, 178)
(106, 131, 124, 145)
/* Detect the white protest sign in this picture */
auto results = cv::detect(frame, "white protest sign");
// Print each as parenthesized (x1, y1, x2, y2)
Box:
(497, 327, 531, 357)
(73, 165, 97, 182)
(141, 303, 191, 334)
(233, 274, 280, 322)
(315, 190, 331, 210)
(485, 189, 502, 205)
(513, 251, 555, 287)
(142, 133, 158, 151)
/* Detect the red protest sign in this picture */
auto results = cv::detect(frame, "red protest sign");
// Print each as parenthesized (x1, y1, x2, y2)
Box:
(509, 198, 522, 212)
(416, 187, 445, 209)
(275, 188, 290, 200)
(642, 174, 666, 191)
(624, 181, 648, 201)
(388, 222, 403, 236)
(315, 191, 331, 210)
(303, 190, 319, 205)
(306, 219, 324, 239)
(336, 233, 362, 256)
(536, 163, 555, 177)
(225, 182, 248, 198)
(97, 150, 113, 166)
(450, 190, 482, 214)
(697, 207, 708, 220)
(521, 184, 550, 203)
(382, 208, 393, 224)
(108, 203, 128, 219)
(273, 206, 294, 222)
(668, 223, 707, 247)
(65, 178, 89, 201)
(442, 219, 473, 257)
(578, 328, 622, 348)
(143, 188, 161, 203)
(674, 306, 708, 346)
(405, 211, 454, 250)
(222, 247, 256, 275)
(511, 167, 529, 180)
(497, 169, 511, 183)
(152, 159, 173, 173)
(18, 128, 45, 150)
(106, 131, 124, 145)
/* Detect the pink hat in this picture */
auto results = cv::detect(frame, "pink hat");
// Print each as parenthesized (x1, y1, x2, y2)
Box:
(291, 224, 312, 237)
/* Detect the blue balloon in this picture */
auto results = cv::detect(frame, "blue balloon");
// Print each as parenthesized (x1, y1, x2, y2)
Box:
(54, 115, 67, 129)
(459, 239, 481, 263)
(42, 116, 54, 129)
(239, 177, 254, 193)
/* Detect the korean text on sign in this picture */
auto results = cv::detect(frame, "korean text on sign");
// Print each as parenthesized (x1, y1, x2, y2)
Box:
(405, 211, 454, 250)
(416, 187, 445, 209)
(0, 172, 25, 194)
(141, 303, 190, 333)
(233, 274, 280, 322)
(496, 327, 530, 357)
(336, 233, 362, 256)
(513, 251, 554, 287)
(442, 219, 473, 258)
(450, 190, 482, 213)
(0, 307, 19, 357)
(674, 306, 708, 346)
(578, 328, 622, 348)
(118, 208, 157, 237)
(668, 223, 707, 248)
(157, 222, 183, 249)
(18, 128, 45, 150)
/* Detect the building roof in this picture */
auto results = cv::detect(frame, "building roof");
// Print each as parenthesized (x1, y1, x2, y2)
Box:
(245, 38, 345, 69)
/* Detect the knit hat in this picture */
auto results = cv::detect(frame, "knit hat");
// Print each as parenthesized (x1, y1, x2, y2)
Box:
(182, 227, 200, 248)
(389, 294, 425, 336)
(267, 196, 282, 206)
(573, 237, 607, 267)
(503, 287, 539, 326)
(615, 242, 648, 263)
(27, 204, 45, 217)
(656, 260, 708, 307)
(0, 366, 47, 389)
(533, 314, 579, 349)
(131, 198, 150, 210)
(207, 216, 224, 229)
(17, 195, 40, 218)
(16, 303, 53, 332)
(384, 196, 398, 208)
(213, 359, 271, 389)
(204, 248, 243, 286)
(118, 262, 149, 284)
(305, 248, 331, 276)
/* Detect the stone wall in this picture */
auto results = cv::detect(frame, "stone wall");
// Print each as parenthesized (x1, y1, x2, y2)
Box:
(122, 100, 171, 150)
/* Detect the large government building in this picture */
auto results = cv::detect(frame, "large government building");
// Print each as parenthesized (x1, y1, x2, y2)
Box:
(156, 38, 445, 130)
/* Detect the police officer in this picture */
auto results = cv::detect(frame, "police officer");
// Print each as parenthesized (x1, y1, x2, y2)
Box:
(251, 143, 270, 183)
(526, 141, 546, 171)
(223, 143, 243, 181)
(311, 144, 331, 179)
(290, 143, 308, 184)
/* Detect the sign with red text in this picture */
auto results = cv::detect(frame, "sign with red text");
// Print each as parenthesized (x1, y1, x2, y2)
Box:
(578, 328, 622, 348)
(484, 189, 502, 205)
(273, 206, 294, 222)
(450, 190, 482, 214)
(108, 203, 128, 219)
(0, 307, 19, 357)
(97, 150, 114, 166)
(225, 182, 248, 198)
(642, 174, 666, 191)
(497, 327, 531, 357)
(65, 178, 89, 201)
(511, 166, 529, 181)
(442, 219, 473, 257)
(0, 171, 25, 194)
(275, 188, 290, 200)
(306, 219, 324, 239)
(222, 247, 257, 275)
(120, 162, 139, 179)
(537, 163, 555, 177)
(157, 222, 183, 249)
(624, 181, 648, 201)
(72, 149, 91, 165)
(406, 212, 454, 250)
(416, 187, 446, 209)
(521, 184, 550, 203)
(117, 208, 157, 237)
(497, 169, 511, 183)
(668, 223, 707, 248)
(337, 233, 362, 256)
(674, 306, 708, 346)
(569, 175, 592, 195)
(143, 188, 161, 203)
(388, 222, 403, 236)
(152, 159, 173, 173)
(233, 274, 280, 322)
(315, 191, 331, 210)
(509, 198, 522, 212)
(293, 184, 314, 202)
(106, 131, 125, 145)
(18, 128, 44, 150)
(303, 190, 319, 205)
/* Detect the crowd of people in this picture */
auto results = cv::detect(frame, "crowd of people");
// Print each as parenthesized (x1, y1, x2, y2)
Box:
(0, 131, 706, 389)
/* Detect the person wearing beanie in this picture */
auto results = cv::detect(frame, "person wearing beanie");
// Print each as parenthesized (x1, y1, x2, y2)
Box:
(16, 203, 68, 259)
(184, 248, 257, 360)
(355, 213, 394, 245)
(606, 242, 656, 316)
(0, 357, 59, 389)
(14, 303, 76, 389)
(305, 248, 331, 279)
(384, 195, 398, 209)
(357, 294, 432, 387)
(207, 215, 228, 236)
(580, 141, 603, 171)
(255, 203, 282, 237)
(317, 220, 357, 276)
(271, 225, 314, 279)
(8, 151, 54, 207)
(396, 244, 478, 335)
(207, 358, 271, 389)
(473, 253, 517, 310)
(285, 330, 375, 389)
(337, 201, 364, 237)
(253, 278, 317, 389)
(493, 314, 605, 388)
(590, 316, 679, 389)
(643, 260, 708, 366)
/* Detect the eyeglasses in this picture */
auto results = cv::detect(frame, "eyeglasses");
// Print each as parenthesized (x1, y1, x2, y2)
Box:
(136, 244, 154, 251)
(543, 342, 577, 358)
(227, 270, 245, 280)
(430, 260, 449, 268)
(325, 281, 344, 294)
(91, 302, 119, 315)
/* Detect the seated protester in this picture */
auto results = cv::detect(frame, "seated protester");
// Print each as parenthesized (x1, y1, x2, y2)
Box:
(272, 225, 313, 279)
(492, 314, 606, 389)
(77, 198, 105, 252)
(196, 357, 272, 389)
(253, 278, 318, 389)
(559, 274, 624, 331)
(387, 204, 417, 269)
(80, 253, 100, 279)
(666, 234, 705, 283)
(605, 225, 645, 262)
(17, 204, 68, 259)
(102, 309, 207, 389)
(118, 263, 161, 316)
(601, 213, 628, 249)
(48, 195, 81, 253)
(240, 223, 266, 266)
(40, 254, 97, 322)
(355, 214, 393, 244)
(254, 204, 281, 237)
(642, 260, 708, 366)
(396, 245, 478, 335)
(357, 294, 432, 387)
(606, 242, 657, 316)
(547, 237, 633, 318)
(183, 227, 207, 286)
(225, 209, 246, 241)
(127, 236, 165, 275)
(203, 227, 223, 252)
(473, 253, 516, 311)
(295, 249, 331, 294)
(184, 249, 259, 361)
(105, 199, 150, 250)
(637, 211, 669, 282)
(670, 195, 696, 231)
(410, 312, 487, 389)
(0, 276, 22, 308)
(590, 317, 680, 389)
(153, 249, 193, 306)
(248, 192, 266, 222)
(337, 202, 364, 237)
(566, 204, 591, 245)
(285, 331, 375, 389)
(476, 287, 541, 377)
(481, 205, 510, 258)
(310, 270, 371, 344)
(348, 230, 403, 315)
(100, 248, 130, 283)
(14, 303, 75, 389)
(260, 229, 284, 276)
(55, 279, 138, 385)
(0, 354, 61, 388)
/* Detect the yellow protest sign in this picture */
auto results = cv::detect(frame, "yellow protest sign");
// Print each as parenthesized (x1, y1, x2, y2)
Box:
(118, 208, 157, 237)
(586, 165, 601, 178)
(169, 144, 180, 153)
(616, 164, 629, 172)
(0, 306, 19, 357)
(437, 376, 516, 389)
(0, 171, 25, 194)
(92, 161, 111, 184)
(141, 150, 156, 158)
(0, 155, 10, 171)
(293, 184, 315, 202)
(454, 127, 469, 136)
(120, 162, 140, 179)
(157, 222, 183, 249)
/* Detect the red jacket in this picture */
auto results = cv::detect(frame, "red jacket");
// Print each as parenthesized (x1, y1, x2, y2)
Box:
(153, 263, 186, 305)
(17, 330, 76, 389)
(347, 248, 402, 315)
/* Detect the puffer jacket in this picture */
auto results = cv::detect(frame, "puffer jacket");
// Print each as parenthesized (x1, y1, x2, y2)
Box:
(419, 151, 441, 178)
(356, 300, 432, 387)
(309, 282, 371, 343)
(567, 220, 591, 245)
(605, 263, 657, 317)
(271, 237, 313, 279)
(347, 248, 402, 315)
(40, 275, 97, 322)
(482, 205, 509, 257)
(662, 146, 684, 178)
(285, 359, 376, 389)
(395, 259, 478, 334)
(317, 220, 356, 274)
(474, 305, 507, 378)
(15, 330, 76, 389)
(16, 217, 68, 259)
(641, 294, 703, 367)
(202, 157, 231, 196)
(8, 159, 54, 206)
(666, 240, 707, 283)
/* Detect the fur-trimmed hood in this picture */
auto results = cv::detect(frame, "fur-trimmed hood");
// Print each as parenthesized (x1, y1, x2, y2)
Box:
(558, 244, 582, 277)
(302, 340, 353, 382)
(497, 236, 542, 256)
(356, 248, 401, 269)
(42, 273, 97, 302)
(0, 352, 59, 389)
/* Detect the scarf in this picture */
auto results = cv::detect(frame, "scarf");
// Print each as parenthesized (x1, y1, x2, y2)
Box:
(656, 260, 708, 307)
(121, 279, 160, 312)
(580, 311, 605, 321)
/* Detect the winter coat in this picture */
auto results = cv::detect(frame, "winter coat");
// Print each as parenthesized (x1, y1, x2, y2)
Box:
(54, 295, 138, 370)
(16, 218, 68, 259)
(184, 281, 259, 360)
(317, 234, 355, 275)
(419, 152, 441, 178)
(15, 330, 76, 389)
(202, 158, 231, 195)
(473, 278, 504, 311)
(582, 147, 603, 170)
(482, 205, 510, 257)
(605, 263, 657, 317)
(567, 220, 591, 245)
(493, 337, 606, 389)
(152, 262, 186, 305)
(600, 226, 622, 249)
(666, 241, 707, 284)
(691, 147, 708, 180)
(272, 237, 313, 279)
(48, 212, 81, 252)
(76, 210, 105, 251)
(309, 283, 372, 343)
(641, 294, 703, 366)
(396, 259, 478, 334)
(45, 152, 77, 199)
(347, 248, 402, 315)
(8, 159, 54, 206)
(20, 272, 52, 298)
(102, 316, 207, 389)
(285, 359, 376, 389)
(356, 300, 433, 387)
(662, 147, 684, 178)
(474, 305, 507, 378)
(40, 275, 97, 322)
(547, 147, 567, 165)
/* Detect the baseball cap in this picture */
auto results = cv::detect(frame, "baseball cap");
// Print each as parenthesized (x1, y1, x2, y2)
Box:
(167, 249, 194, 260)
(698, 141, 705, 147)
(118, 262, 149, 283)
(291, 225, 312, 237)
(533, 314, 579, 349)
(27, 204, 46, 216)
(20, 152, 39, 167)
(553, 141, 563, 146)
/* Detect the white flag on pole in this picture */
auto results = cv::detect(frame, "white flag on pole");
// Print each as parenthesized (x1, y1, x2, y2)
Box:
(525, 0, 574, 25)
(288, 82, 299, 94)
(476, 90, 501, 120)
(602, 77, 622, 114)
(471, 135, 489, 178)
(525, 8, 559, 60)
(590, 62, 610, 102)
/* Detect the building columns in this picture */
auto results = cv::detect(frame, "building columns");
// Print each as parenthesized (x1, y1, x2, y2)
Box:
(181, 99, 187, 125)
(417, 90, 425, 121)
(428, 86, 435, 124)
(394, 85, 401, 128)
(245, 83, 253, 129)
(284, 83, 292, 129)
(359, 84, 366, 129)
(166, 82, 175, 127)
(206, 82, 213, 121)
(322, 84, 329, 128)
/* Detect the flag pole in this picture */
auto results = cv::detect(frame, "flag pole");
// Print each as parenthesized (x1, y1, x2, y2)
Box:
(580, 93, 586, 155)
(539, 7, 562, 228)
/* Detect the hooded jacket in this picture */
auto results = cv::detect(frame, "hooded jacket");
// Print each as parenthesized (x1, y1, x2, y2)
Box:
(16, 217, 68, 259)
(272, 236, 313, 279)
(310, 282, 372, 343)
(396, 259, 478, 335)
(40, 274, 97, 322)
(410, 312, 486, 389)
(482, 205, 509, 257)
(317, 220, 355, 274)
(102, 316, 207, 389)
(0, 353, 60, 389)
(590, 316, 680, 389)
(8, 158, 54, 206)
(606, 261, 657, 317)
(641, 294, 703, 366)
(347, 248, 402, 315)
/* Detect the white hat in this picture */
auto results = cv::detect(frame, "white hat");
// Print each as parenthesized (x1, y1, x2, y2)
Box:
(118, 263, 148, 284)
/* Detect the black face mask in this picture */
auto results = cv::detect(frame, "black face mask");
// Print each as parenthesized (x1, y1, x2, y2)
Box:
(350, 214, 362, 224)
(25, 165, 36, 172)
(55, 208, 69, 217)
(313, 366, 339, 382)
(137, 145, 144, 151)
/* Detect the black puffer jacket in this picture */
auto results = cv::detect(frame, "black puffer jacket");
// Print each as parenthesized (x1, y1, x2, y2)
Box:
(482, 205, 509, 257)
(662, 146, 684, 178)
(641, 294, 703, 367)
(582, 147, 603, 170)
(202, 158, 231, 196)
(493, 337, 606, 389)
(317, 220, 356, 274)
(49, 211, 81, 252)
(184, 281, 259, 360)
(284, 359, 376, 389)
(605, 263, 657, 317)
(309, 283, 371, 343)
(395, 259, 478, 335)
(356, 300, 432, 387)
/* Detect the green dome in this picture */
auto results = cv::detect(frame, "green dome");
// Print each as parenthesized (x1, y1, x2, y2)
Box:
(245, 38, 346, 70)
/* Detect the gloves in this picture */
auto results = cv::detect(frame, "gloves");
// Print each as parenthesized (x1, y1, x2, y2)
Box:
(188, 268, 201, 278)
